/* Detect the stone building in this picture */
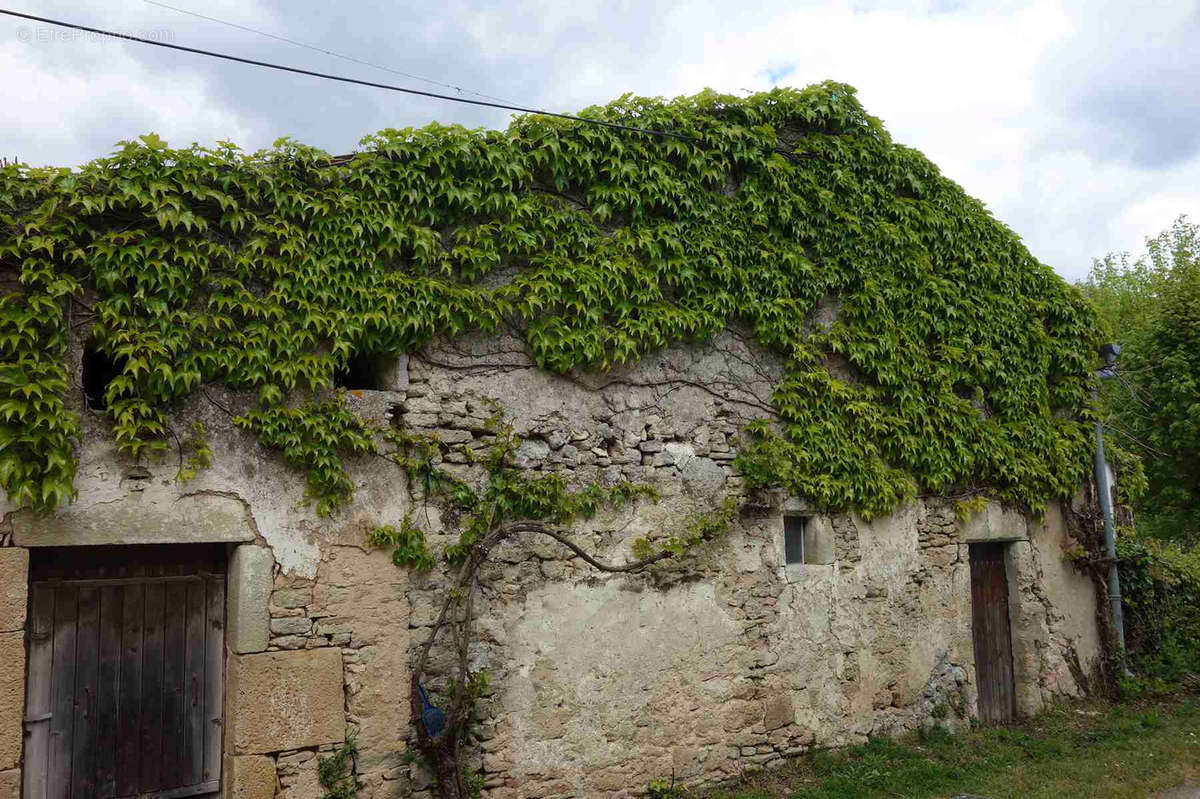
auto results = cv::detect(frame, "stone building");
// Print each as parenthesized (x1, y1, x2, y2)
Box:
(0, 325, 1104, 798)
(0, 83, 1109, 799)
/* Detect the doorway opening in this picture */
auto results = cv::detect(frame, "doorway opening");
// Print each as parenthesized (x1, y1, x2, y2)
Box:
(969, 541, 1016, 724)
(24, 544, 226, 798)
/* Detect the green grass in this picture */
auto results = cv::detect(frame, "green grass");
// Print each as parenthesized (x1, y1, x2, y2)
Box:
(704, 696, 1200, 799)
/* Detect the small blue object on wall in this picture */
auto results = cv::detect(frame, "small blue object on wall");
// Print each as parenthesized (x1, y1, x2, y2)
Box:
(418, 684, 447, 737)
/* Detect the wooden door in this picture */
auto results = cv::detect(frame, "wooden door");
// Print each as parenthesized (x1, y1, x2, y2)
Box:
(24, 545, 226, 799)
(969, 542, 1015, 724)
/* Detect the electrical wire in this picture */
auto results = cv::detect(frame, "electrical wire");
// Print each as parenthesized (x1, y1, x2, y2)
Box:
(0, 8, 701, 143)
(1104, 376, 1156, 423)
(1116, 371, 1155, 408)
(141, 0, 514, 106)
(1105, 423, 1169, 459)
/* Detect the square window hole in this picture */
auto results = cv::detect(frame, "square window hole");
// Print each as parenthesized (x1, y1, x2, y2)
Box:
(784, 515, 808, 565)
(334, 352, 399, 391)
(784, 514, 832, 566)
(82, 343, 123, 411)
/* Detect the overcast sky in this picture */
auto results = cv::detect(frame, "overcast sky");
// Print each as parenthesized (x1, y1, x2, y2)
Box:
(2, 0, 1197, 281)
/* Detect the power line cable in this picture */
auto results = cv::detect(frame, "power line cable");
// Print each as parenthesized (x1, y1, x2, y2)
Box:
(1105, 423, 1169, 459)
(1115, 371, 1156, 411)
(141, 0, 514, 106)
(1104, 374, 1155, 420)
(0, 8, 700, 143)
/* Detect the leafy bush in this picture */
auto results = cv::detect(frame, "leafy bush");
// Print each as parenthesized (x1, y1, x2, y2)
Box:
(646, 778, 690, 798)
(368, 515, 436, 571)
(1082, 216, 1200, 543)
(1117, 527, 1200, 691)
(318, 738, 359, 799)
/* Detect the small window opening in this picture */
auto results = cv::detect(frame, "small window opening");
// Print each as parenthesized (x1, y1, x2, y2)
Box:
(82, 343, 123, 411)
(334, 352, 395, 391)
(784, 515, 808, 565)
(784, 514, 832, 566)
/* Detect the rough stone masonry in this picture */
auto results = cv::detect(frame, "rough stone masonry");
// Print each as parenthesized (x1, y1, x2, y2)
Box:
(0, 328, 1103, 798)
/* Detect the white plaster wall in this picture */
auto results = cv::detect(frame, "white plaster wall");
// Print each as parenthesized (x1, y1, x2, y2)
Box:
(497, 580, 743, 791)
(8, 388, 415, 578)
(1029, 502, 1104, 693)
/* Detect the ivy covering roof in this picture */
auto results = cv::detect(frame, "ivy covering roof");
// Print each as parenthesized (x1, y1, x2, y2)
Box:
(0, 81, 1098, 515)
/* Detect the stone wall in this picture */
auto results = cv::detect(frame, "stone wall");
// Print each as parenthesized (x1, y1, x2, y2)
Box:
(0, 330, 1104, 798)
(0, 545, 26, 797)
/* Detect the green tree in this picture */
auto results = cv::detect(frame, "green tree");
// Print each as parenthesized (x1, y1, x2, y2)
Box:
(1082, 216, 1200, 541)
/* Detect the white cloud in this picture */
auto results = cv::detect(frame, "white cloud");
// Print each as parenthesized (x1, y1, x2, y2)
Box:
(0, 5, 255, 166)
(1, 0, 1196, 278)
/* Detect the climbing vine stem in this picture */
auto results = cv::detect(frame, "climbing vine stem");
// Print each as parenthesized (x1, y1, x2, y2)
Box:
(381, 419, 735, 798)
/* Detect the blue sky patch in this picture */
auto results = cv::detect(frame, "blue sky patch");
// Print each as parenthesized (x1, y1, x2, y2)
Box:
(764, 63, 796, 85)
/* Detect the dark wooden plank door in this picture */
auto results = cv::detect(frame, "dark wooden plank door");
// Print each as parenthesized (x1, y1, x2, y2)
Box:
(140, 583, 165, 793)
(115, 585, 143, 799)
(24, 586, 55, 799)
(201, 580, 224, 785)
(48, 586, 77, 799)
(24, 545, 226, 799)
(970, 542, 1016, 725)
(184, 581, 207, 788)
(71, 587, 100, 797)
(160, 581, 187, 790)
(96, 585, 122, 798)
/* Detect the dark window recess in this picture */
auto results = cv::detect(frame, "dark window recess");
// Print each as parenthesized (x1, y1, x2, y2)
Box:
(784, 516, 808, 565)
(82, 344, 123, 411)
(24, 545, 226, 799)
(334, 353, 393, 391)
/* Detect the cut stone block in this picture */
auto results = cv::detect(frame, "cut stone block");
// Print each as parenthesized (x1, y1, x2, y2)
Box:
(12, 492, 255, 546)
(0, 631, 25, 770)
(762, 694, 795, 731)
(227, 648, 345, 754)
(276, 751, 323, 799)
(228, 545, 274, 654)
(958, 501, 1028, 542)
(0, 768, 19, 799)
(0, 549, 28, 633)
(314, 545, 412, 775)
(225, 754, 277, 799)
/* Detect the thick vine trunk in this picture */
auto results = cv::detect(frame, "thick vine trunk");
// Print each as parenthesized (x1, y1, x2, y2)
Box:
(410, 535, 486, 799)
(410, 520, 680, 798)
(431, 757, 467, 799)
(411, 674, 468, 799)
